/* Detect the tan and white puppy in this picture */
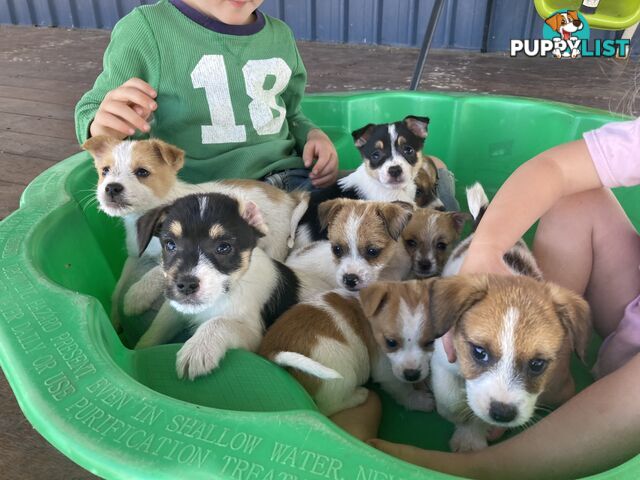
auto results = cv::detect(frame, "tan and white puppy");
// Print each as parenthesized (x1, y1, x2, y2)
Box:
(285, 199, 413, 292)
(413, 157, 443, 209)
(429, 275, 591, 452)
(401, 208, 471, 278)
(83, 136, 309, 327)
(259, 280, 448, 416)
(545, 10, 583, 58)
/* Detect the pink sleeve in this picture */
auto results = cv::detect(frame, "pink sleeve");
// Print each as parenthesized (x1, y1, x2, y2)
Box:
(583, 117, 640, 188)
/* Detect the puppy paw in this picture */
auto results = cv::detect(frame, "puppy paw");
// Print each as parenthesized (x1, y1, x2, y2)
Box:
(123, 281, 158, 316)
(450, 427, 488, 452)
(404, 389, 435, 412)
(176, 334, 224, 380)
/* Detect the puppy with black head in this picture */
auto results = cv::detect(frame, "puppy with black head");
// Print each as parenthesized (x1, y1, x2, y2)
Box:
(295, 116, 429, 246)
(136, 192, 330, 380)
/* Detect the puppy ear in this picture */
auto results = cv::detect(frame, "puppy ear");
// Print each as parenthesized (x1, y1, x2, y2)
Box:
(545, 13, 561, 32)
(376, 201, 414, 241)
(82, 135, 120, 163)
(352, 124, 375, 148)
(449, 212, 473, 234)
(568, 10, 579, 21)
(149, 139, 185, 172)
(136, 206, 168, 256)
(359, 282, 390, 319)
(240, 200, 268, 237)
(422, 157, 438, 181)
(403, 116, 430, 139)
(429, 275, 489, 337)
(318, 199, 347, 231)
(546, 283, 592, 363)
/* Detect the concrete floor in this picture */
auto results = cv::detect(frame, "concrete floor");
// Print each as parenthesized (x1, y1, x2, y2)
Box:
(0, 24, 639, 478)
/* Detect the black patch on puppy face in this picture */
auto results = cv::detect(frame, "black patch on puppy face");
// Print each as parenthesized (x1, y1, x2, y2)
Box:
(157, 194, 262, 290)
(352, 117, 428, 170)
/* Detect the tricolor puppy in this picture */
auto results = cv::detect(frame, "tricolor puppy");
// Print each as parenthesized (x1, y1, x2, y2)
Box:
(414, 157, 444, 209)
(429, 275, 591, 452)
(259, 280, 447, 416)
(401, 207, 471, 278)
(545, 10, 583, 58)
(135, 193, 328, 380)
(295, 116, 428, 245)
(286, 199, 413, 292)
(83, 136, 309, 326)
(442, 182, 541, 279)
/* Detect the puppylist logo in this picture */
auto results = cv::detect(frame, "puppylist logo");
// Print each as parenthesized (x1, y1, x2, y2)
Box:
(511, 10, 630, 58)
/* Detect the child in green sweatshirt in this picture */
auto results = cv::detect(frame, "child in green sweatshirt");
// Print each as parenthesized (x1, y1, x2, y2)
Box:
(75, 0, 338, 190)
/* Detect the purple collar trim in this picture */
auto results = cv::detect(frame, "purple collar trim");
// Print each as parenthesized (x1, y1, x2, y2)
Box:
(170, 0, 265, 35)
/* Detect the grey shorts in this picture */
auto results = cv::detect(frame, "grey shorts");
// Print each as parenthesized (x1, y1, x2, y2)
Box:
(437, 168, 460, 211)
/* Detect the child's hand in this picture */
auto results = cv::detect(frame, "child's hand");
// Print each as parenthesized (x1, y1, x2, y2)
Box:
(90, 78, 157, 139)
(303, 129, 338, 188)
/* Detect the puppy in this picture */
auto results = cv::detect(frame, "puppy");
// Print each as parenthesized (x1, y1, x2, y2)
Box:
(429, 275, 591, 452)
(414, 156, 443, 209)
(83, 136, 309, 326)
(401, 207, 471, 278)
(135, 193, 329, 379)
(285, 199, 413, 292)
(442, 182, 542, 279)
(295, 116, 429, 245)
(259, 280, 447, 416)
(545, 10, 583, 58)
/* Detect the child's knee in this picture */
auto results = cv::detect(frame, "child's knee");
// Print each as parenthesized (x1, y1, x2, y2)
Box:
(436, 167, 460, 211)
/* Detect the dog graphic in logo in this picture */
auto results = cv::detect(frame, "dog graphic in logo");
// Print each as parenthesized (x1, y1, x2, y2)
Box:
(545, 10, 584, 58)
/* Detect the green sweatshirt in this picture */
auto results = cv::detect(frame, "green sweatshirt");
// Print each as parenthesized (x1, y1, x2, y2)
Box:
(75, 0, 317, 183)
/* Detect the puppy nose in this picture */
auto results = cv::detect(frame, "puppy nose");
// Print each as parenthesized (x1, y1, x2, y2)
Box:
(573, 19, 581, 26)
(417, 260, 432, 272)
(105, 183, 124, 197)
(388, 166, 402, 178)
(489, 401, 518, 423)
(342, 274, 360, 290)
(175, 276, 199, 296)
(403, 369, 421, 382)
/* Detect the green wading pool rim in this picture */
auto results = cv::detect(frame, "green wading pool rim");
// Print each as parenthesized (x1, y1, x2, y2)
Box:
(0, 92, 638, 479)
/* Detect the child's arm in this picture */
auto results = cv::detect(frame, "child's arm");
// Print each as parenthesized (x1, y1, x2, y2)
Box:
(462, 139, 602, 275)
(371, 352, 640, 480)
(75, 9, 160, 143)
(282, 38, 338, 187)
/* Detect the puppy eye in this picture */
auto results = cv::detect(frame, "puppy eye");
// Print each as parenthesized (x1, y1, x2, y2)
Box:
(102, 166, 110, 176)
(403, 145, 415, 155)
(216, 242, 233, 255)
(135, 168, 150, 178)
(415, 188, 423, 196)
(331, 244, 343, 258)
(405, 239, 417, 248)
(370, 150, 382, 162)
(366, 247, 380, 258)
(470, 344, 490, 364)
(436, 242, 447, 251)
(528, 359, 547, 375)
(164, 240, 176, 252)
(384, 337, 398, 349)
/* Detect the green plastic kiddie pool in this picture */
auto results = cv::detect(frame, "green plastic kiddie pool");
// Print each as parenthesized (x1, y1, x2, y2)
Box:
(0, 92, 638, 479)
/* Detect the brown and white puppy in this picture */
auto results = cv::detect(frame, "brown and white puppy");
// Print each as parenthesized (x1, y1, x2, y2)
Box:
(286, 199, 413, 292)
(401, 208, 471, 278)
(414, 157, 443, 209)
(259, 280, 447, 416)
(83, 136, 309, 327)
(430, 275, 591, 452)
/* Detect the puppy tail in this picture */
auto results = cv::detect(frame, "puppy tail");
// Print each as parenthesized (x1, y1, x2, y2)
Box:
(272, 351, 343, 380)
(288, 191, 311, 248)
(466, 182, 489, 230)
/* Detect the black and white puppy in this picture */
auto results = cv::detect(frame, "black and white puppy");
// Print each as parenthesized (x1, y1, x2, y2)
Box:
(295, 116, 429, 246)
(136, 193, 330, 380)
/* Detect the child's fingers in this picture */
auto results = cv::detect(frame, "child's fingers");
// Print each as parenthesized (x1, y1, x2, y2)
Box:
(102, 102, 150, 133)
(311, 169, 338, 188)
(108, 87, 157, 112)
(312, 152, 337, 177)
(302, 141, 316, 168)
(122, 78, 157, 98)
(93, 111, 135, 137)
